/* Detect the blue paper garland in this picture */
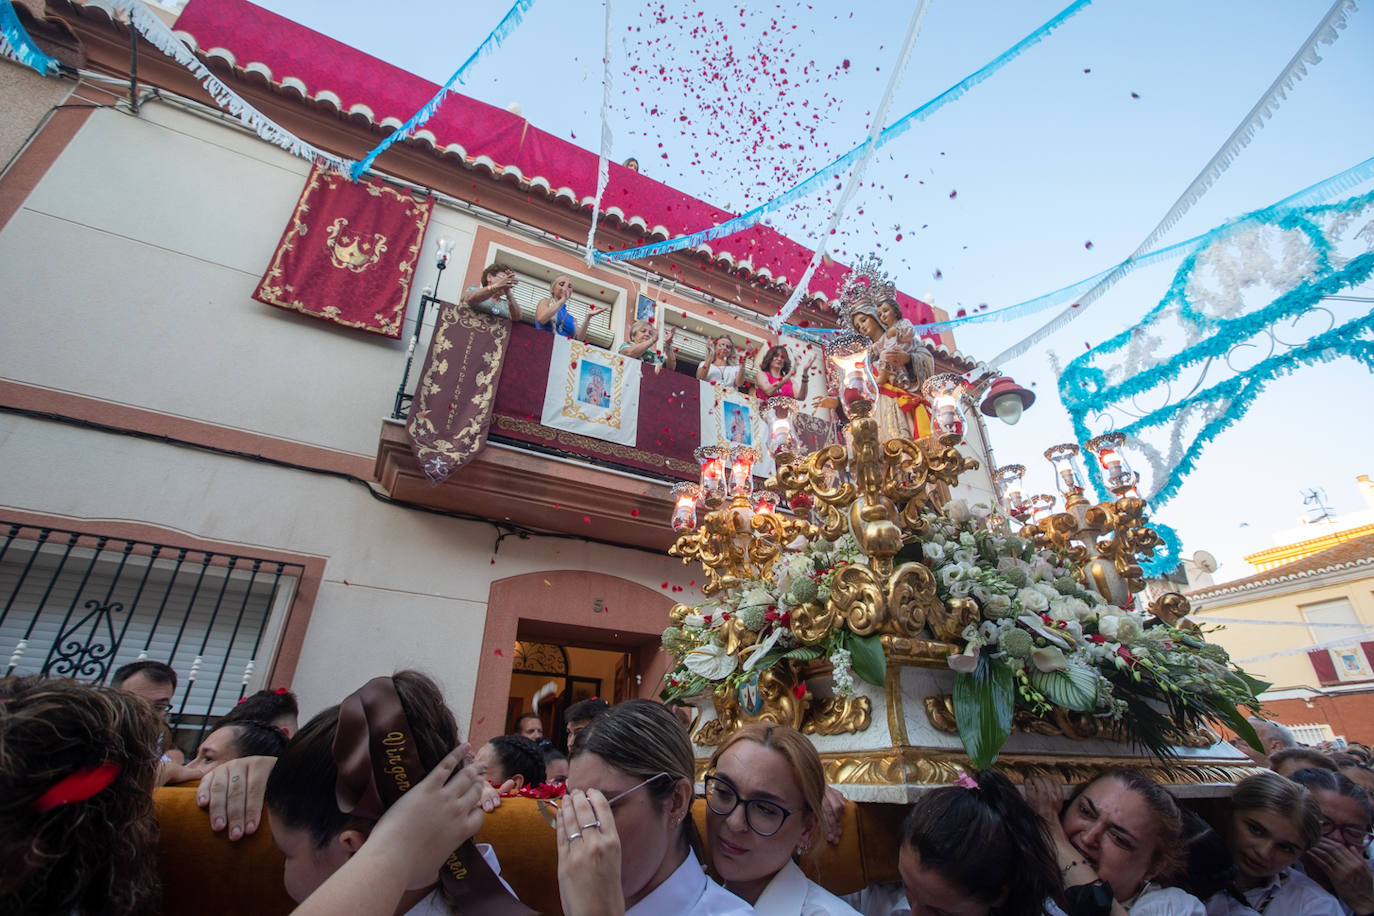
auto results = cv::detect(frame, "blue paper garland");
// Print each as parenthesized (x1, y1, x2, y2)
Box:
(1060, 188, 1374, 511)
(1, 1, 60, 75)
(592, 0, 1093, 265)
(350, 0, 537, 181)
(1139, 523, 1182, 579)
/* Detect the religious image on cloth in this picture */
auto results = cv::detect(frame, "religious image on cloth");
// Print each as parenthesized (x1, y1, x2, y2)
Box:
(698, 381, 775, 478)
(407, 303, 510, 483)
(541, 336, 642, 446)
(254, 164, 433, 338)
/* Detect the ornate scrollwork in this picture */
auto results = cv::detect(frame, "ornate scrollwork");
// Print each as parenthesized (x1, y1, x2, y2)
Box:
(670, 495, 817, 595)
(804, 695, 873, 735)
(1148, 591, 1192, 627)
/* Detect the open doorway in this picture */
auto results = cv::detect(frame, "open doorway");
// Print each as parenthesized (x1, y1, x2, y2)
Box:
(507, 641, 635, 752)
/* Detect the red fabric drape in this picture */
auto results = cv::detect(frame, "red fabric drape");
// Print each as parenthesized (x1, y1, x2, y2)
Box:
(254, 165, 433, 338)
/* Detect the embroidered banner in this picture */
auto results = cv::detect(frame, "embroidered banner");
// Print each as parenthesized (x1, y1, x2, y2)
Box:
(408, 302, 510, 483)
(698, 382, 775, 479)
(540, 336, 642, 446)
(255, 165, 432, 338)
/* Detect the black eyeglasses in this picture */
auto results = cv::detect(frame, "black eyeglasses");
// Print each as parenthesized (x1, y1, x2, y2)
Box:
(703, 774, 792, 837)
(1320, 816, 1374, 851)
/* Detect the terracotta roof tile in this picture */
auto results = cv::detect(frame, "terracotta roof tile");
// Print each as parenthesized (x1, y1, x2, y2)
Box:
(1188, 532, 1374, 602)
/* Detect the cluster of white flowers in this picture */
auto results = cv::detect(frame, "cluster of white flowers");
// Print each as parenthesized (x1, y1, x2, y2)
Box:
(829, 648, 855, 698)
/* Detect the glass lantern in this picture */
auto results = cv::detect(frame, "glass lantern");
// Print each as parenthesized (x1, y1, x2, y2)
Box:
(827, 333, 878, 408)
(729, 446, 757, 497)
(995, 464, 1030, 520)
(1086, 432, 1141, 495)
(763, 396, 800, 461)
(1043, 443, 1087, 503)
(1030, 492, 1057, 523)
(751, 491, 779, 515)
(434, 237, 455, 270)
(693, 445, 728, 507)
(669, 482, 700, 532)
(922, 373, 969, 445)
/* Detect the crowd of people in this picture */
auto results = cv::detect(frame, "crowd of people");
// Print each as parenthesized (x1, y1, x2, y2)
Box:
(4, 665, 1372, 916)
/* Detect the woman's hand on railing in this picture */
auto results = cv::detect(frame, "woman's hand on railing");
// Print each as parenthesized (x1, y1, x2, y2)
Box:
(196, 754, 278, 841)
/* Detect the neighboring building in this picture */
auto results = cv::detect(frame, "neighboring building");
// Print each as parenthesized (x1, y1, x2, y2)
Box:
(0, 0, 999, 752)
(1187, 501, 1374, 745)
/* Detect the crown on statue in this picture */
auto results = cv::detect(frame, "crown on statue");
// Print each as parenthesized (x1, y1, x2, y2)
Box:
(838, 253, 897, 327)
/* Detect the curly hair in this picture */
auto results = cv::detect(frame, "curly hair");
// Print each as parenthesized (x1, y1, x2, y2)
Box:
(485, 735, 546, 787)
(0, 676, 162, 916)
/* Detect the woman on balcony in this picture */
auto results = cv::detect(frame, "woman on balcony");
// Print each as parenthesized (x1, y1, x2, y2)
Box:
(704, 723, 859, 915)
(618, 320, 678, 371)
(755, 345, 814, 400)
(462, 263, 523, 321)
(536, 275, 601, 341)
(1026, 768, 1206, 915)
(697, 333, 748, 389)
(555, 699, 752, 915)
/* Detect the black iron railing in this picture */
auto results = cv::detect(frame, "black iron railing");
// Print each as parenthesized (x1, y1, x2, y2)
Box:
(0, 522, 304, 748)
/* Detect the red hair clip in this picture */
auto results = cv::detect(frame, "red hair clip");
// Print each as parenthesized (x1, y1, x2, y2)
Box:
(274, 687, 290, 695)
(34, 762, 122, 813)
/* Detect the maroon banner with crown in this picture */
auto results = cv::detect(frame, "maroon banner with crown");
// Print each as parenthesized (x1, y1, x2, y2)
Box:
(254, 165, 433, 338)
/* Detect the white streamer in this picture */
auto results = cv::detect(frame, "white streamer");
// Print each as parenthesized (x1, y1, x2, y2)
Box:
(989, 0, 1358, 367)
(584, 0, 614, 266)
(112, 0, 356, 175)
(769, 0, 934, 331)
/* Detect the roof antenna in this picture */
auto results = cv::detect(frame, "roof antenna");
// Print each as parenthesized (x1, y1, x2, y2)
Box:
(1300, 487, 1336, 524)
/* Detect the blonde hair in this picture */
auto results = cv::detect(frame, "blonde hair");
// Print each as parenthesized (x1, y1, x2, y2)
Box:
(708, 724, 826, 830)
(708, 334, 737, 364)
(1230, 769, 1323, 849)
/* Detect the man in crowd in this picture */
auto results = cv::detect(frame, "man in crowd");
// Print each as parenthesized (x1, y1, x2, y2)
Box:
(112, 660, 177, 717)
(562, 697, 608, 750)
(512, 712, 543, 742)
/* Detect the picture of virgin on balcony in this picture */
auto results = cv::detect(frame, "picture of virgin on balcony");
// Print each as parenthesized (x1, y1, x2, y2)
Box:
(724, 401, 751, 444)
(578, 362, 612, 409)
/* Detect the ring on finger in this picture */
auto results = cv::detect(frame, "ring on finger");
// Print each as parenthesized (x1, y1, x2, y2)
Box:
(230, 775, 241, 783)
(567, 831, 583, 841)
(580, 820, 602, 830)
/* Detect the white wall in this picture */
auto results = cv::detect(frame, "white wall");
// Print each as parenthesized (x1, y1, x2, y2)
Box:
(0, 99, 698, 725)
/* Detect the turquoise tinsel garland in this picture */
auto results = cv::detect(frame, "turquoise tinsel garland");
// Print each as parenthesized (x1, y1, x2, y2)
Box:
(1060, 188, 1374, 511)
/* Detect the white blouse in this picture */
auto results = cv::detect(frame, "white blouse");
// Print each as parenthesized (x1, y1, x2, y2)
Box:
(1128, 883, 1207, 916)
(753, 860, 862, 916)
(1204, 867, 1344, 916)
(705, 362, 737, 385)
(627, 850, 755, 916)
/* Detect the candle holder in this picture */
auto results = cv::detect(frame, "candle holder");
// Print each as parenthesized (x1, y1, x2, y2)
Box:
(763, 397, 800, 463)
(1086, 432, 1141, 496)
(1044, 443, 1088, 508)
(670, 482, 701, 531)
(1030, 493, 1057, 523)
(827, 333, 878, 411)
(693, 445, 728, 508)
(729, 446, 758, 497)
(922, 373, 968, 446)
(995, 464, 1030, 521)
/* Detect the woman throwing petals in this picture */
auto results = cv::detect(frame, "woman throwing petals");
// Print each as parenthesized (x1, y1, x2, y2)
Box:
(536, 275, 601, 341)
(555, 699, 753, 916)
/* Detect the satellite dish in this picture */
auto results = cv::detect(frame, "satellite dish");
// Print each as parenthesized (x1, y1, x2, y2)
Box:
(1192, 550, 1219, 573)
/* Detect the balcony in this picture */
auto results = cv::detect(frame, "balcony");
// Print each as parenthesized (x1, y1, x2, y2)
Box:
(376, 302, 977, 552)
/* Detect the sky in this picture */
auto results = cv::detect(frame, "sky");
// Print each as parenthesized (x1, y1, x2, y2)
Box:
(241, 0, 1374, 583)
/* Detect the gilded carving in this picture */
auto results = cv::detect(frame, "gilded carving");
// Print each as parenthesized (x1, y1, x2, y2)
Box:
(803, 696, 873, 736)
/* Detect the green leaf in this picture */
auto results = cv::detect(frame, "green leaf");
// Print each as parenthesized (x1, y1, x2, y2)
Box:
(781, 646, 823, 661)
(847, 632, 887, 687)
(1215, 701, 1264, 754)
(1235, 671, 1272, 700)
(953, 655, 1014, 770)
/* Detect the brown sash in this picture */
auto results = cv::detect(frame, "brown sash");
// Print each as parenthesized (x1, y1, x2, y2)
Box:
(333, 677, 534, 915)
